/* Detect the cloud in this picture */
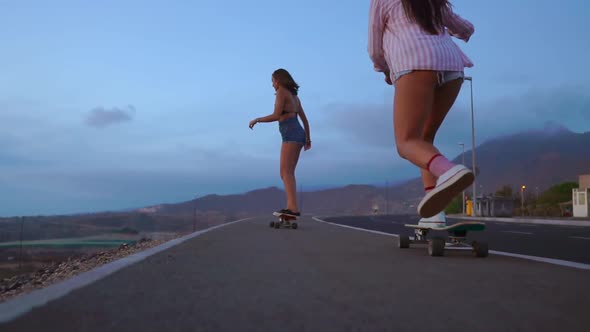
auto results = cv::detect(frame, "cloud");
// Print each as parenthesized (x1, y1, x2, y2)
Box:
(0, 165, 283, 216)
(85, 105, 135, 128)
(321, 102, 394, 148)
(527, 85, 590, 120)
(316, 84, 590, 157)
(2, 83, 587, 216)
(453, 84, 590, 144)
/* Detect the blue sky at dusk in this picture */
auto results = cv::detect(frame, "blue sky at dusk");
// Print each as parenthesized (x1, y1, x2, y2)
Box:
(1, 0, 589, 216)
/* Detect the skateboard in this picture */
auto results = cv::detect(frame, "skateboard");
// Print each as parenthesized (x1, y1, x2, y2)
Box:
(398, 221, 488, 257)
(270, 212, 298, 230)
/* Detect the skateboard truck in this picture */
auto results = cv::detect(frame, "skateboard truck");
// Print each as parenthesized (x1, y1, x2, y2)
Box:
(270, 212, 298, 230)
(398, 222, 488, 257)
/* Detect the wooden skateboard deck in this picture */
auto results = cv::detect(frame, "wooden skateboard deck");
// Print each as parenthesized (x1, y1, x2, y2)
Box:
(405, 221, 485, 235)
(399, 221, 488, 257)
(270, 212, 298, 229)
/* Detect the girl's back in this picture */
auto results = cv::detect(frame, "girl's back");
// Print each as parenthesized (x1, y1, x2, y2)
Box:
(369, 0, 474, 74)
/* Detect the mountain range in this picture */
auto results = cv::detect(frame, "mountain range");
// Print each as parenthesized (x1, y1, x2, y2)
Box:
(141, 126, 590, 216)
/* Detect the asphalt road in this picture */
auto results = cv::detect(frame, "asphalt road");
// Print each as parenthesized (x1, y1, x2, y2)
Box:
(1, 217, 589, 332)
(322, 214, 590, 264)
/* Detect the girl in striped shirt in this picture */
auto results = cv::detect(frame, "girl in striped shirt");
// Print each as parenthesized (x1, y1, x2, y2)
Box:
(368, 0, 475, 227)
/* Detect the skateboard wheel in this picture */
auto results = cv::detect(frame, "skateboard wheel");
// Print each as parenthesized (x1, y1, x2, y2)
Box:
(473, 241, 489, 258)
(398, 235, 410, 248)
(428, 237, 445, 257)
(274, 222, 280, 229)
(292, 222, 298, 229)
(270, 221, 275, 228)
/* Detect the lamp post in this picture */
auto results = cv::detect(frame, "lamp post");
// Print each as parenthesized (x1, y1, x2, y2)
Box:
(385, 181, 389, 216)
(521, 185, 526, 216)
(458, 142, 465, 214)
(464, 76, 477, 216)
(300, 184, 304, 214)
(193, 197, 197, 232)
(19, 217, 25, 270)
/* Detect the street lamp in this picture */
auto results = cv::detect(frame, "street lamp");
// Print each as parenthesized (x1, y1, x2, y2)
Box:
(300, 184, 304, 214)
(385, 180, 388, 216)
(193, 197, 198, 232)
(464, 76, 477, 216)
(19, 217, 25, 270)
(521, 185, 526, 216)
(458, 142, 465, 214)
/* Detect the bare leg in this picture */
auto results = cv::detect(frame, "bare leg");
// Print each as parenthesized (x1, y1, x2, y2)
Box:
(393, 71, 440, 168)
(280, 142, 303, 212)
(419, 78, 464, 189)
(395, 72, 472, 217)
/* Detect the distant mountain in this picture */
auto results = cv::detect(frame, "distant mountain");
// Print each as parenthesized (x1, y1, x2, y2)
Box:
(147, 187, 287, 216)
(458, 127, 590, 194)
(140, 127, 590, 216)
(141, 185, 387, 217)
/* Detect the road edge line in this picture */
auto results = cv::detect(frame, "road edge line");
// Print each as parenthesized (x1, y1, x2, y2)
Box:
(0, 218, 252, 324)
(312, 216, 590, 271)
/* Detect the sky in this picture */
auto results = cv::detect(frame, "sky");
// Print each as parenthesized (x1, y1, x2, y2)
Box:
(1, 0, 589, 216)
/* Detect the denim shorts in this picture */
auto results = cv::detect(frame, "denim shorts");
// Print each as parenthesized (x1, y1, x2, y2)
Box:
(278, 116, 306, 145)
(393, 70, 464, 86)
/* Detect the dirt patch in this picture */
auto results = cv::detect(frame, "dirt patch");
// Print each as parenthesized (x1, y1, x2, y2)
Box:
(0, 233, 182, 303)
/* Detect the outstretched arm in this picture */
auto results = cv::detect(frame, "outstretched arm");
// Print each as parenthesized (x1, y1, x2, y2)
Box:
(296, 98, 312, 150)
(249, 88, 285, 129)
(368, 0, 389, 73)
(443, 8, 474, 42)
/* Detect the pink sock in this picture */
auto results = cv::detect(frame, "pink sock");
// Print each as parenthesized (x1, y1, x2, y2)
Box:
(426, 153, 455, 178)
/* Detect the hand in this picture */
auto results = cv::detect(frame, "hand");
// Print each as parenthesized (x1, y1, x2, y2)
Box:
(384, 72, 393, 85)
(249, 118, 258, 129)
(447, 28, 470, 42)
(304, 140, 312, 151)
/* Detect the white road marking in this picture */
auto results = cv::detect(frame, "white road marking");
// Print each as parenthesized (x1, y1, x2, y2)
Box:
(0, 218, 253, 324)
(313, 217, 590, 271)
(569, 236, 590, 240)
(313, 217, 398, 237)
(501, 231, 533, 235)
(487, 251, 590, 270)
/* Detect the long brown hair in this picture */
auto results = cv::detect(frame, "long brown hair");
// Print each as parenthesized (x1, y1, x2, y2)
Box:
(272, 68, 299, 95)
(401, 0, 452, 35)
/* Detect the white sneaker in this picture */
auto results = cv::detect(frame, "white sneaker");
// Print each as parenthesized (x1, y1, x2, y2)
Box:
(418, 164, 474, 218)
(418, 211, 447, 229)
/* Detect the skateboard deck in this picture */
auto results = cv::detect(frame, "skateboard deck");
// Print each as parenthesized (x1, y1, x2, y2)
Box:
(399, 221, 488, 257)
(405, 221, 485, 234)
(270, 212, 298, 229)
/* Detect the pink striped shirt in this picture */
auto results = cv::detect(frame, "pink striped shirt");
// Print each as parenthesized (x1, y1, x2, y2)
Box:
(368, 0, 475, 75)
